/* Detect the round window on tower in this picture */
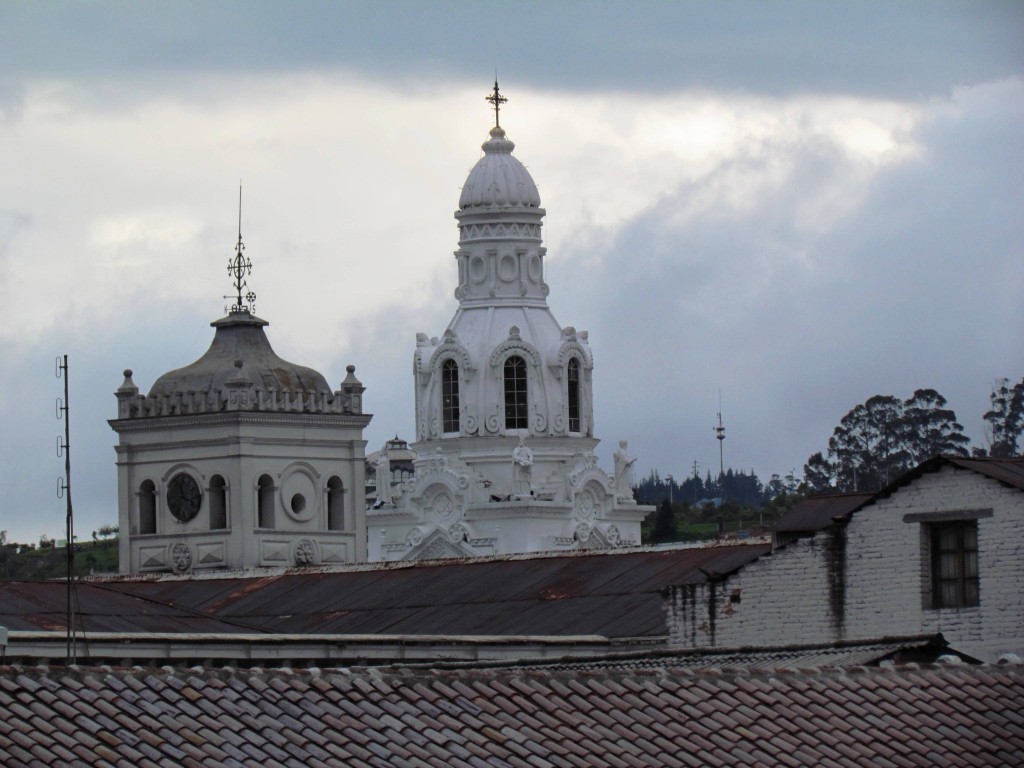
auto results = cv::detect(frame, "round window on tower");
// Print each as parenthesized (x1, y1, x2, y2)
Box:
(279, 465, 318, 522)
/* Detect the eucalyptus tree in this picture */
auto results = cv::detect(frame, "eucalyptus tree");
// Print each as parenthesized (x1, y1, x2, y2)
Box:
(982, 377, 1024, 458)
(804, 389, 970, 493)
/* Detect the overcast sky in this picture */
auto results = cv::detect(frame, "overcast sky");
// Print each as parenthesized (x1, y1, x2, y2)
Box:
(1, 1, 1021, 545)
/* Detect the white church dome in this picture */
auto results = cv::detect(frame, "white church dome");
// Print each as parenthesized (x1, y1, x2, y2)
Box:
(458, 126, 541, 210)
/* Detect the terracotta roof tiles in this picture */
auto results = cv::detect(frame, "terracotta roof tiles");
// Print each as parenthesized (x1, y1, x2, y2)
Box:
(3, 661, 1021, 767)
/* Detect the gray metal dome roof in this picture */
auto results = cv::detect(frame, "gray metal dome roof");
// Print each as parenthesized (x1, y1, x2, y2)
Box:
(147, 311, 332, 399)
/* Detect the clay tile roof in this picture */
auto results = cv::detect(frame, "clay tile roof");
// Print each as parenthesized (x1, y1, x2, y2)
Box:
(1, 662, 1021, 767)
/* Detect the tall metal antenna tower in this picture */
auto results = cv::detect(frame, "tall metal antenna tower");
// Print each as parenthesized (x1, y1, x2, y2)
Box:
(56, 354, 77, 663)
(714, 390, 726, 479)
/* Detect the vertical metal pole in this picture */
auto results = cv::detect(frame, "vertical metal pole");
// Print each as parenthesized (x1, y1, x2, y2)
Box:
(59, 355, 75, 663)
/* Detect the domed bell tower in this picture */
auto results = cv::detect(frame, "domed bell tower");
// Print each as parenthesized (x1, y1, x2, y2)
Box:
(111, 198, 371, 574)
(370, 83, 651, 561)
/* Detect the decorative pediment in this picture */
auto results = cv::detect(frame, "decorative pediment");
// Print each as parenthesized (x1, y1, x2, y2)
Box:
(568, 452, 606, 489)
(427, 330, 475, 375)
(488, 329, 541, 372)
(550, 340, 593, 376)
(407, 455, 474, 505)
(405, 527, 477, 561)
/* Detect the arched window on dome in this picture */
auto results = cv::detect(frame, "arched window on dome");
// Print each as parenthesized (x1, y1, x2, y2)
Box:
(257, 474, 275, 529)
(209, 475, 227, 530)
(327, 476, 345, 531)
(138, 480, 156, 535)
(441, 359, 460, 434)
(567, 358, 581, 433)
(504, 355, 528, 430)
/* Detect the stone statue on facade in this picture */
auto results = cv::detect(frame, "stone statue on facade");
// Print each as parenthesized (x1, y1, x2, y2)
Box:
(512, 437, 534, 499)
(375, 452, 392, 506)
(613, 440, 637, 502)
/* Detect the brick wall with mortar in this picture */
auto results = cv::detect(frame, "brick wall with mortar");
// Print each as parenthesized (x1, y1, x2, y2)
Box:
(666, 465, 1023, 657)
(845, 465, 1023, 652)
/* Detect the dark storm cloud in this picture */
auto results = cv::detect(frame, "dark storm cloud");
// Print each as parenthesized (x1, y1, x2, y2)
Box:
(2, 1, 1022, 98)
(551, 80, 1023, 478)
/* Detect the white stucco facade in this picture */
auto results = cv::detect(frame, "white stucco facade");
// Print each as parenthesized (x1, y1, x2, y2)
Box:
(368, 111, 651, 561)
(111, 310, 371, 573)
(665, 460, 1024, 662)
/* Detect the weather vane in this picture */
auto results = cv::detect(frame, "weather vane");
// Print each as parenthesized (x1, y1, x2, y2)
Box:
(225, 185, 256, 313)
(485, 78, 507, 128)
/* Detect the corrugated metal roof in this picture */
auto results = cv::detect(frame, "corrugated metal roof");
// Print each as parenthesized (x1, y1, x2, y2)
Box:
(940, 456, 1024, 489)
(0, 544, 768, 638)
(774, 492, 875, 533)
(775, 456, 1024, 537)
(0, 580, 260, 633)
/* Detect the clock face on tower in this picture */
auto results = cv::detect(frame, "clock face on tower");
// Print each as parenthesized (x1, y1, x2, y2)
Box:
(167, 473, 202, 523)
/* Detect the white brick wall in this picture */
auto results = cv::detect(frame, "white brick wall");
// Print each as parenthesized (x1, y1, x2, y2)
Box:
(666, 465, 1024, 660)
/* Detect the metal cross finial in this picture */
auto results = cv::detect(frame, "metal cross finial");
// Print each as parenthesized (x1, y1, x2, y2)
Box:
(485, 79, 507, 128)
(225, 185, 256, 314)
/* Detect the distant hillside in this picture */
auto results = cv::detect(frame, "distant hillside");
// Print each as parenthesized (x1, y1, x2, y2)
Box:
(0, 539, 118, 580)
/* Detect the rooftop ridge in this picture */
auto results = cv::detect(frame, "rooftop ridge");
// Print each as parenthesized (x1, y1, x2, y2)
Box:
(4, 657, 1022, 683)
(72, 537, 772, 584)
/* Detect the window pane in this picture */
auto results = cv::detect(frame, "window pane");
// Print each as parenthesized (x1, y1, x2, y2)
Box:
(940, 581, 958, 607)
(939, 552, 958, 580)
(964, 551, 978, 579)
(938, 526, 959, 551)
(567, 358, 580, 433)
(964, 580, 979, 606)
(442, 359, 460, 433)
(504, 356, 528, 430)
(930, 520, 979, 609)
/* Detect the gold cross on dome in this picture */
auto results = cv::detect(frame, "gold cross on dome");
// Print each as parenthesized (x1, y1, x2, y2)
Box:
(485, 79, 507, 128)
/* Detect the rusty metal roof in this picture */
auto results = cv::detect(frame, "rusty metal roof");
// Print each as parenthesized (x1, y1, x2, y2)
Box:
(0, 579, 259, 633)
(774, 492, 875, 533)
(776, 456, 1024, 537)
(0, 544, 768, 638)
(900, 455, 1024, 491)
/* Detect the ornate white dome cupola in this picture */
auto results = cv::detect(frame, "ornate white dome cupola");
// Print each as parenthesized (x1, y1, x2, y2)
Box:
(111, 202, 371, 574)
(371, 83, 650, 562)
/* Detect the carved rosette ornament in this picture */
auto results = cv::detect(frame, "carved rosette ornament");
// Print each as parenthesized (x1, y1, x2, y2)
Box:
(406, 528, 424, 547)
(170, 542, 192, 573)
(448, 523, 468, 543)
(294, 539, 316, 567)
(432, 494, 455, 521)
(606, 525, 621, 547)
(574, 489, 597, 520)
